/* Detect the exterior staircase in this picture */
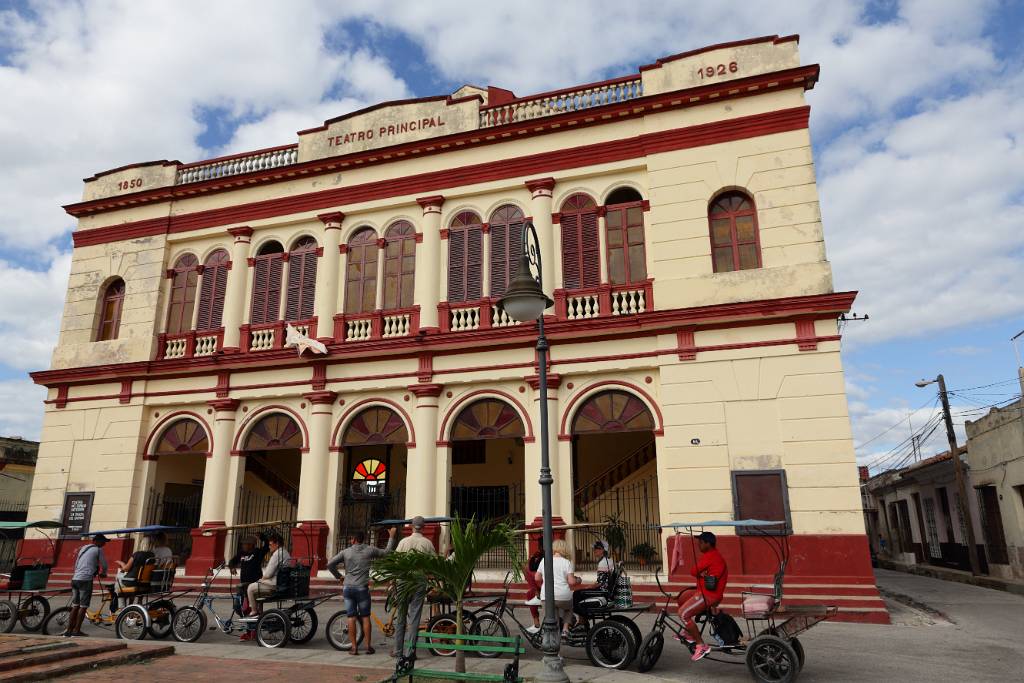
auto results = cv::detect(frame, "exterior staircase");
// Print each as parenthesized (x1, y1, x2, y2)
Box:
(0, 634, 172, 681)
(573, 439, 656, 507)
(246, 453, 299, 504)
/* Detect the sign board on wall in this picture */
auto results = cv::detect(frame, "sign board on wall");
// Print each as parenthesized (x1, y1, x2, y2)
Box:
(298, 95, 483, 162)
(60, 492, 94, 537)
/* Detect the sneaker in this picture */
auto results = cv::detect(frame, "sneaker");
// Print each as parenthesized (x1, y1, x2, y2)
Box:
(68, 632, 86, 638)
(673, 632, 695, 645)
(524, 597, 542, 606)
(526, 626, 540, 634)
(691, 644, 711, 662)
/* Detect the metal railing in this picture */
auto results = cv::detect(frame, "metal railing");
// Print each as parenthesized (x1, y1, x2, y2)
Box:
(143, 487, 201, 563)
(574, 476, 660, 571)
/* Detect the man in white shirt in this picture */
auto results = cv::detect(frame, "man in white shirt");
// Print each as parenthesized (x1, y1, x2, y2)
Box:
(242, 532, 291, 640)
(392, 516, 436, 659)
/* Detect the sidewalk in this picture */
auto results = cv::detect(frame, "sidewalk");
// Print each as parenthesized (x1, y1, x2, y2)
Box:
(878, 559, 1024, 596)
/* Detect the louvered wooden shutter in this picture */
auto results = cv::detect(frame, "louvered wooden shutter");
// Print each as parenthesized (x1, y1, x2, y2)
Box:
(466, 227, 482, 301)
(489, 223, 507, 297)
(509, 220, 523, 284)
(250, 259, 269, 324)
(561, 213, 581, 289)
(210, 264, 228, 328)
(285, 249, 318, 321)
(448, 229, 466, 302)
(266, 257, 283, 321)
(196, 267, 216, 330)
(581, 211, 600, 287)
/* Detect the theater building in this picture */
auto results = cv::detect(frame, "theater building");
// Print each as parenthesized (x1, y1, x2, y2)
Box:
(25, 35, 884, 621)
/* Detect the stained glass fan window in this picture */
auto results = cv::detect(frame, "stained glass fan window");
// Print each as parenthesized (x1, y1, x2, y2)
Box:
(352, 458, 387, 496)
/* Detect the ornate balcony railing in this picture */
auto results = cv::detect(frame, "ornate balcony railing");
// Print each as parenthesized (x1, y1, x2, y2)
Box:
(240, 319, 317, 353)
(175, 145, 298, 185)
(157, 329, 224, 360)
(438, 299, 524, 332)
(479, 76, 643, 128)
(553, 280, 654, 321)
(332, 308, 420, 343)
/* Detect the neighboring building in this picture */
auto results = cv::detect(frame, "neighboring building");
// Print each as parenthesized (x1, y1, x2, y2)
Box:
(862, 448, 989, 574)
(0, 436, 38, 571)
(25, 36, 881, 619)
(966, 397, 1024, 580)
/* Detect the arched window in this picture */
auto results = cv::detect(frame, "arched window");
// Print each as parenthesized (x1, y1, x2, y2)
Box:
(559, 193, 600, 290)
(250, 241, 285, 325)
(196, 249, 229, 331)
(341, 407, 409, 446)
(451, 398, 526, 441)
(571, 390, 655, 434)
(345, 228, 379, 313)
(488, 205, 524, 299)
(243, 413, 303, 451)
(153, 418, 210, 457)
(447, 212, 483, 303)
(709, 191, 761, 272)
(604, 188, 647, 285)
(285, 236, 318, 321)
(96, 278, 125, 341)
(383, 221, 416, 310)
(165, 254, 199, 335)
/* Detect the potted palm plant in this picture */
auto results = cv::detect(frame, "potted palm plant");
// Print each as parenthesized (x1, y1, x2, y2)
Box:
(631, 541, 657, 568)
(373, 516, 522, 674)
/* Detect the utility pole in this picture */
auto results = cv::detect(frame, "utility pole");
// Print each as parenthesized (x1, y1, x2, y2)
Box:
(1012, 330, 1024, 482)
(936, 374, 981, 576)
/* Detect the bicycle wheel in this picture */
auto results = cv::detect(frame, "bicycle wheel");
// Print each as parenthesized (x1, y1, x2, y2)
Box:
(0, 600, 17, 633)
(18, 595, 50, 632)
(425, 612, 474, 657)
(42, 606, 71, 636)
(325, 610, 356, 651)
(288, 607, 318, 644)
(469, 611, 509, 658)
(146, 600, 176, 639)
(115, 605, 149, 640)
(637, 631, 664, 673)
(255, 609, 290, 648)
(171, 606, 207, 643)
(586, 619, 636, 670)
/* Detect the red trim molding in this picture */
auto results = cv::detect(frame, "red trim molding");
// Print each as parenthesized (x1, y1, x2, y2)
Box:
(407, 383, 444, 398)
(795, 318, 817, 351)
(70, 103, 813, 248)
(227, 226, 254, 239)
(55, 385, 69, 409)
(118, 379, 133, 404)
(317, 212, 345, 226)
(416, 195, 446, 211)
(524, 374, 562, 391)
(302, 390, 338, 405)
(208, 398, 240, 412)
(677, 328, 697, 361)
(525, 177, 555, 195)
(142, 410, 215, 461)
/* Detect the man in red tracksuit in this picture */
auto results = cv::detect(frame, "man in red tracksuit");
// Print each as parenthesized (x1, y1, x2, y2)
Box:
(676, 531, 728, 661)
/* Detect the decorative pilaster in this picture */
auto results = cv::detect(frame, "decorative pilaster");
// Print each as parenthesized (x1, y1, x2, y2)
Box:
(525, 179, 556, 294)
(415, 195, 445, 332)
(189, 397, 240, 575)
(407, 383, 443, 517)
(221, 227, 253, 352)
(315, 212, 345, 343)
(295, 390, 336, 569)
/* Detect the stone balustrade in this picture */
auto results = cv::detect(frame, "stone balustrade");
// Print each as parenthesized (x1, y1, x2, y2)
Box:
(479, 77, 643, 128)
(175, 145, 298, 185)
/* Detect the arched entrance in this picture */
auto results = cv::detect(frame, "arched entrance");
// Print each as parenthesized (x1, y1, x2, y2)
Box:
(571, 390, 660, 570)
(335, 406, 408, 549)
(238, 413, 302, 525)
(145, 417, 209, 562)
(448, 399, 526, 564)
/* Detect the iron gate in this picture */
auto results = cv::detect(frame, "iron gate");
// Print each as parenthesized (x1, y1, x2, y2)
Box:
(573, 475, 660, 570)
(143, 487, 201, 563)
(450, 483, 525, 568)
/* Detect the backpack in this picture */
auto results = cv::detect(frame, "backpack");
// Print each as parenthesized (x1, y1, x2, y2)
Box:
(711, 611, 743, 646)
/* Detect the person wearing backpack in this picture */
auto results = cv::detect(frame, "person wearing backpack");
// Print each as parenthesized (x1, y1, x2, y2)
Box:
(676, 531, 728, 662)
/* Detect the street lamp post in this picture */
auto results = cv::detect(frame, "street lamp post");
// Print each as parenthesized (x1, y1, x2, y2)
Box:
(916, 374, 981, 575)
(500, 221, 568, 683)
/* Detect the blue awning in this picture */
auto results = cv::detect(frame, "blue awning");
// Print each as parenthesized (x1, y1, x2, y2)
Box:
(658, 519, 786, 529)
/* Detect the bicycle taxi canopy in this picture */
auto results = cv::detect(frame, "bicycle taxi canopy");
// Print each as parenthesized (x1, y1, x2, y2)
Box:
(0, 521, 63, 532)
(369, 516, 451, 527)
(81, 524, 188, 538)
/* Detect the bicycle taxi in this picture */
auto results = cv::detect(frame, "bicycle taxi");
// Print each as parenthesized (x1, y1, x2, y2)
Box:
(0, 520, 69, 632)
(173, 519, 341, 648)
(423, 521, 652, 670)
(41, 524, 191, 640)
(637, 520, 837, 683)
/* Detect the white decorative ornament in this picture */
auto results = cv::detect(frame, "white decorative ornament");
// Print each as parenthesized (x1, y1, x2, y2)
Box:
(284, 323, 327, 356)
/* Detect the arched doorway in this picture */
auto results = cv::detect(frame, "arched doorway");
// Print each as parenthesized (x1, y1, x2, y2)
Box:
(335, 406, 408, 549)
(449, 399, 526, 565)
(237, 413, 302, 526)
(145, 417, 209, 562)
(571, 390, 660, 570)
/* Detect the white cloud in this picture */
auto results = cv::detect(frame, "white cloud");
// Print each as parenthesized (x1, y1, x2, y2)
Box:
(0, 251, 71, 371)
(0, 378, 47, 439)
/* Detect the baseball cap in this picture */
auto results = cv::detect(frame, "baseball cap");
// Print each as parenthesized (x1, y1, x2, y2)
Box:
(92, 534, 111, 544)
(695, 531, 716, 546)
(411, 515, 426, 530)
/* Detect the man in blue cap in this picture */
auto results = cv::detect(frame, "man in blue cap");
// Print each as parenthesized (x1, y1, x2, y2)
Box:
(64, 533, 110, 637)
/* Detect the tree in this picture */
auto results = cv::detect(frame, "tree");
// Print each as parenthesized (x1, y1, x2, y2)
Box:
(373, 516, 522, 673)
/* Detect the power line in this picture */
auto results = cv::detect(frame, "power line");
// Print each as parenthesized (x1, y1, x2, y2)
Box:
(854, 394, 939, 450)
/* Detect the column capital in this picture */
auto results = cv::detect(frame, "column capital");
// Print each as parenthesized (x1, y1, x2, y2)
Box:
(407, 383, 444, 398)
(227, 226, 254, 240)
(524, 373, 562, 391)
(317, 211, 345, 228)
(525, 177, 555, 196)
(416, 195, 446, 213)
(302, 390, 338, 405)
(207, 398, 241, 413)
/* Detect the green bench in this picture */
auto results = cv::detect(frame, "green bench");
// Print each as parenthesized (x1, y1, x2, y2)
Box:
(390, 631, 525, 683)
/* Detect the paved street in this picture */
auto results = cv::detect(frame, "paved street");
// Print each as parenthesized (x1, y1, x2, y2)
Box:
(69, 569, 1024, 681)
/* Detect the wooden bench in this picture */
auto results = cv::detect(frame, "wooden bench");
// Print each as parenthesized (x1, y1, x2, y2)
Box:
(391, 631, 525, 683)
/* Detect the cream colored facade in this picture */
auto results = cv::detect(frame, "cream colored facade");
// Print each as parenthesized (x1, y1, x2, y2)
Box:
(28, 36, 870, 584)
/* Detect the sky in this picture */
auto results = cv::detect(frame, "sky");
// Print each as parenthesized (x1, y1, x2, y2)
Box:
(0, 0, 1022, 470)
